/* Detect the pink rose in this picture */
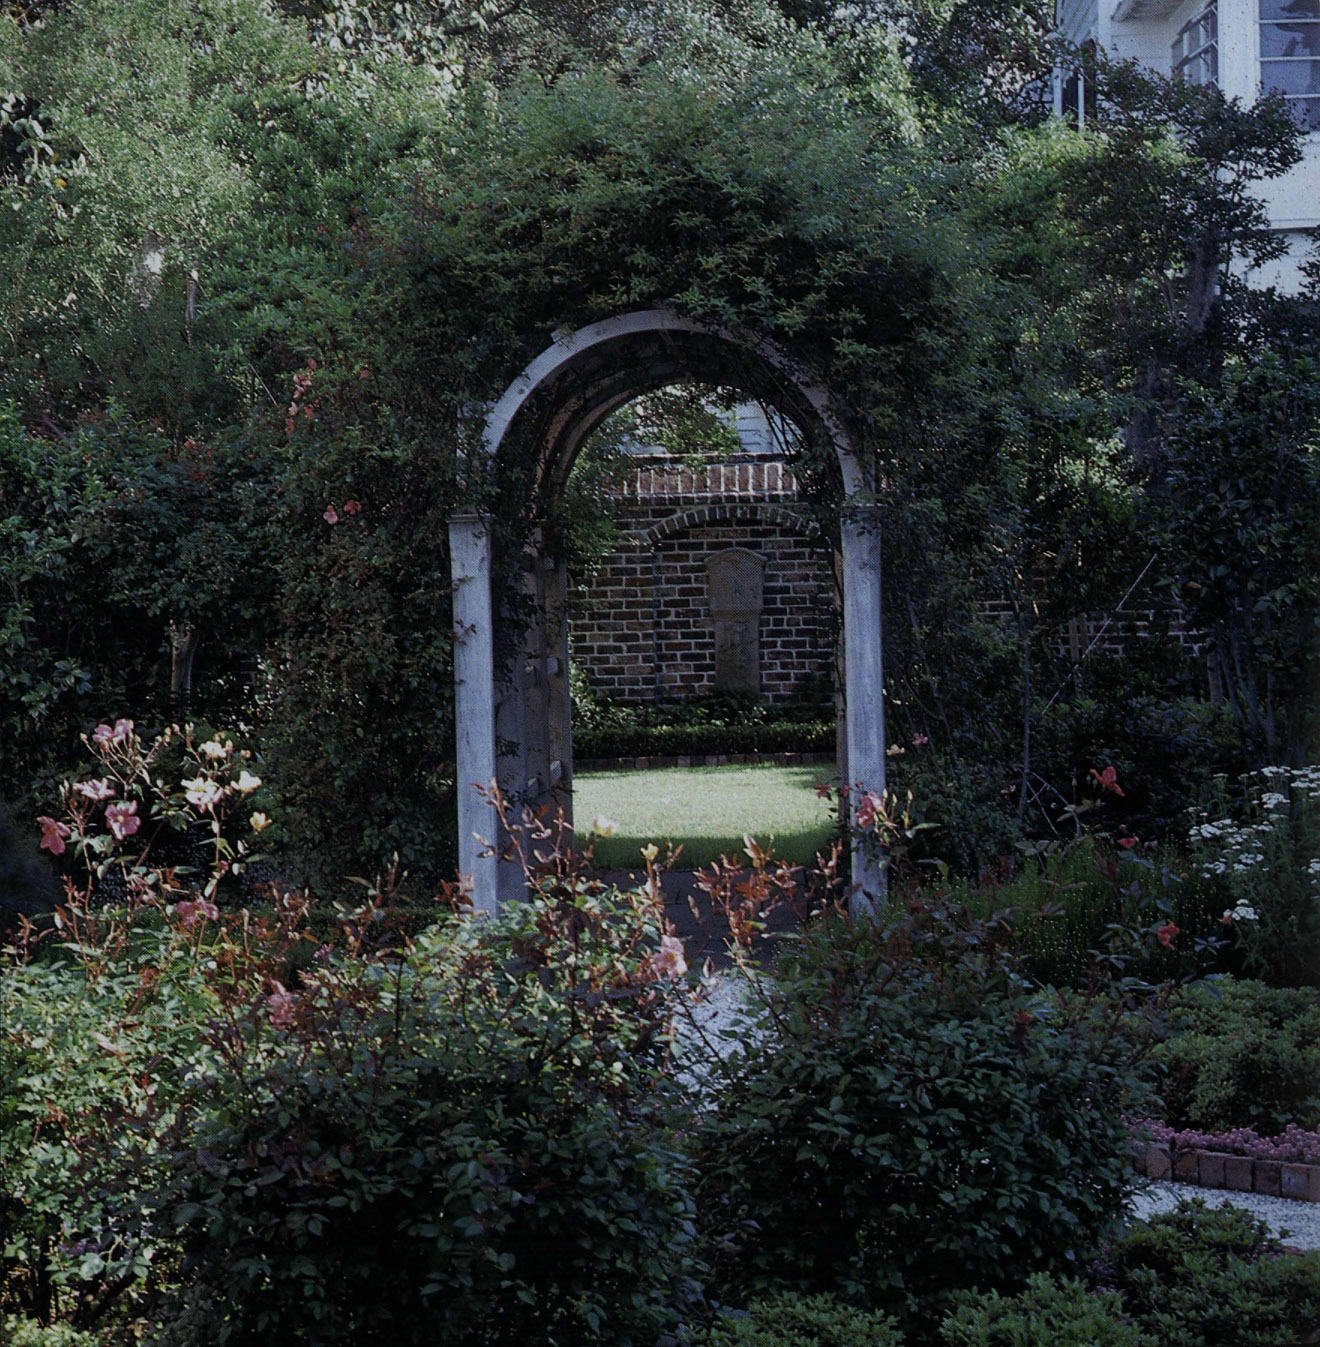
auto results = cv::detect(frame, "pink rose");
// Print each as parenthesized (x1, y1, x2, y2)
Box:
(38, 816, 71, 855)
(176, 899, 218, 928)
(92, 719, 134, 747)
(105, 800, 140, 841)
(323, 506, 339, 525)
(652, 934, 687, 981)
(74, 778, 116, 801)
(267, 981, 296, 1029)
(855, 791, 882, 831)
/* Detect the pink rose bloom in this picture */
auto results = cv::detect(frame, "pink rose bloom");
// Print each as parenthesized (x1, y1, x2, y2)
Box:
(92, 719, 134, 747)
(176, 899, 219, 928)
(1156, 922, 1181, 949)
(855, 792, 882, 831)
(74, 778, 116, 801)
(343, 499, 362, 515)
(182, 777, 225, 810)
(105, 800, 141, 841)
(38, 816, 71, 855)
(267, 982, 296, 1029)
(652, 934, 687, 981)
(323, 506, 339, 525)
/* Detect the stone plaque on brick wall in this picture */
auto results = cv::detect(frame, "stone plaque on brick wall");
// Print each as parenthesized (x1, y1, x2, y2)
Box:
(707, 548, 764, 692)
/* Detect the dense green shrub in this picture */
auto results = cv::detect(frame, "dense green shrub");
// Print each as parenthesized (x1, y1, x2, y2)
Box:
(1097, 1200, 1320, 1347)
(690, 904, 1154, 1327)
(706, 1293, 905, 1346)
(942, 1203, 1320, 1347)
(571, 688, 835, 761)
(1150, 978, 1320, 1132)
(940, 1275, 1150, 1347)
(0, 1319, 99, 1347)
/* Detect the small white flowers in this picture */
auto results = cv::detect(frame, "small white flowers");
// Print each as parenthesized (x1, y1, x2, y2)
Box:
(234, 769, 262, 795)
(1189, 764, 1319, 912)
(199, 739, 229, 760)
(590, 815, 619, 837)
(250, 812, 272, 832)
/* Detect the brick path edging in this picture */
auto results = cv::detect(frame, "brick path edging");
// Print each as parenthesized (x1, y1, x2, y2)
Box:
(1134, 1141, 1320, 1202)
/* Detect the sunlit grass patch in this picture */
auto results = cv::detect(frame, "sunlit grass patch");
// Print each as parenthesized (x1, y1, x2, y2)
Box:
(574, 763, 838, 869)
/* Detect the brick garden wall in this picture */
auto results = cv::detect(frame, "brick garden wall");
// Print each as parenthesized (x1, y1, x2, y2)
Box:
(570, 455, 836, 705)
(570, 451, 1209, 708)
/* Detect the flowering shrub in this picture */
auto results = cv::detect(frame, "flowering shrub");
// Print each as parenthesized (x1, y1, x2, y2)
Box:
(30, 719, 271, 914)
(1132, 1120, 1320, 1164)
(1186, 766, 1320, 986)
(4, 794, 702, 1345)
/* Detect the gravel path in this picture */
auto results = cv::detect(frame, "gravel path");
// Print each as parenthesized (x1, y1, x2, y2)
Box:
(1127, 1181, 1320, 1250)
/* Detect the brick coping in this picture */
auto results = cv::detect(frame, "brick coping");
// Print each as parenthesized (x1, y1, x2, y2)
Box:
(576, 751, 836, 773)
(1135, 1141, 1320, 1202)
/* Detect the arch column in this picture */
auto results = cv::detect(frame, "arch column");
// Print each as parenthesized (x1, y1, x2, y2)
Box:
(448, 511, 499, 914)
(841, 502, 887, 912)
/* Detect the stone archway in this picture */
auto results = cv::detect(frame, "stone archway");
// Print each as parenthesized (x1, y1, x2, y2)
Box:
(448, 309, 885, 914)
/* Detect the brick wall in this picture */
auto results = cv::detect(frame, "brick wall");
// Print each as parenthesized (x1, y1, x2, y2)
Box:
(570, 452, 1207, 706)
(570, 455, 836, 705)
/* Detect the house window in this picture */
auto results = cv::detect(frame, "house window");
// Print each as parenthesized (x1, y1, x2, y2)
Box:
(1172, 4, 1218, 87)
(1260, 0, 1320, 131)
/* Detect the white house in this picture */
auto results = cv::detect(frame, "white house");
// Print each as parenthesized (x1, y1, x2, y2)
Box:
(1057, 0, 1319, 290)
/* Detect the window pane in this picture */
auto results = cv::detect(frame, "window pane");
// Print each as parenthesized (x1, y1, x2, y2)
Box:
(1261, 20, 1320, 55)
(1294, 95, 1320, 128)
(1262, 58, 1320, 93)
(1260, 0, 1320, 22)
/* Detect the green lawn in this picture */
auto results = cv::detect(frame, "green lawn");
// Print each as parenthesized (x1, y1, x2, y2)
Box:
(573, 763, 839, 869)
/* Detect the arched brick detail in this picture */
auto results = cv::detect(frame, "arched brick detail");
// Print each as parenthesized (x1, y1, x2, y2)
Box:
(636, 502, 822, 547)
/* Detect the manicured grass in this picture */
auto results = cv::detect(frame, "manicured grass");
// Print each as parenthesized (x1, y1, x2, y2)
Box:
(573, 763, 839, 869)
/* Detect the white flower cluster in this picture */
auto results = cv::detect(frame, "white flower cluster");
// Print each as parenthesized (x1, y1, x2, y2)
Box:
(1186, 766, 1319, 897)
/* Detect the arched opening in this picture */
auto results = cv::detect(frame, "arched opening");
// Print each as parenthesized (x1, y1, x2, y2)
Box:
(449, 310, 885, 913)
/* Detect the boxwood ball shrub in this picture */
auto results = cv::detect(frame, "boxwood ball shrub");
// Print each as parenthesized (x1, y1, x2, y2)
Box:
(1093, 1199, 1320, 1347)
(939, 1275, 1150, 1347)
(1151, 977, 1320, 1132)
(704, 1292, 905, 1346)
(691, 904, 1154, 1327)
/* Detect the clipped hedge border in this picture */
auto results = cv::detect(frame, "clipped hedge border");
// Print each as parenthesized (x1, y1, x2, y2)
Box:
(1133, 1140, 1320, 1202)
(574, 721, 835, 762)
(576, 750, 836, 772)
